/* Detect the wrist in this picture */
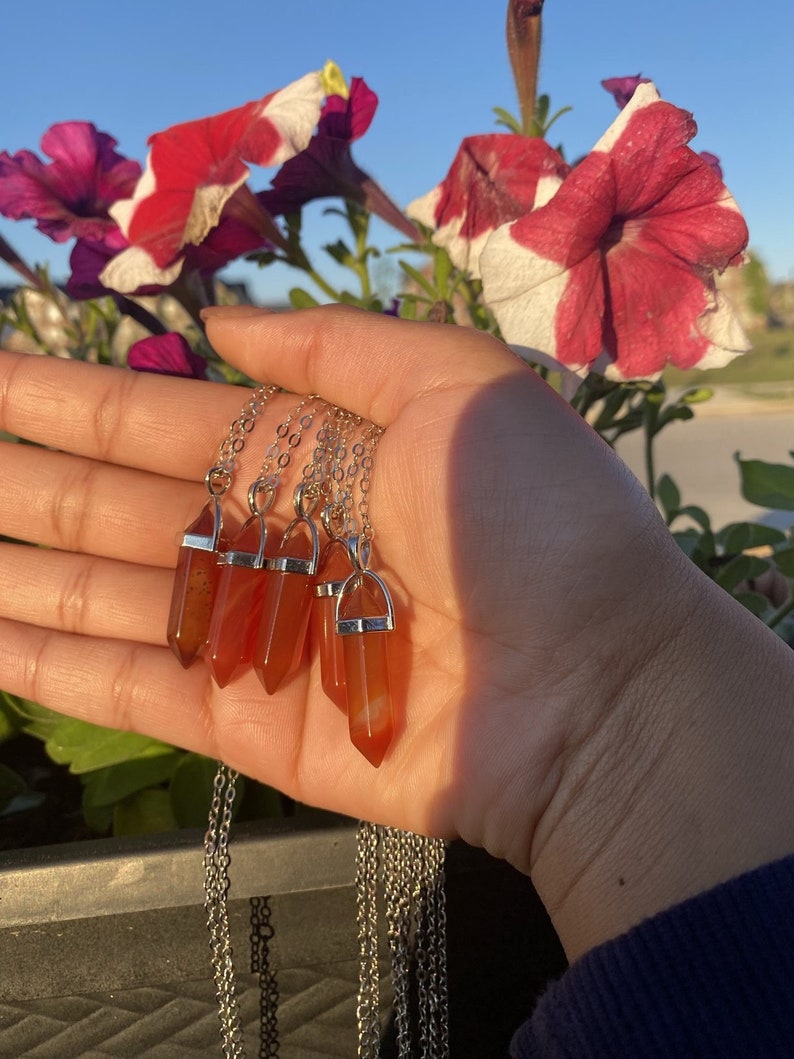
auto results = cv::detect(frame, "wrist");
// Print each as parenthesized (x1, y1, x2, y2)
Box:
(528, 548, 794, 961)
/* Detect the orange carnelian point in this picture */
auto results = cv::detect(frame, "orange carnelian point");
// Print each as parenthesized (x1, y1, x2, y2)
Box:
(253, 524, 315, 694)
(312, 539, 353, 712)
(337, 577, 395, 767)
(167, 500, 221, 669)
(206, 517, 267, 687)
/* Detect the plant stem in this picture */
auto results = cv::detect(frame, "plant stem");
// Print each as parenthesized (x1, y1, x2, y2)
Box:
(643, 398, 658, 501)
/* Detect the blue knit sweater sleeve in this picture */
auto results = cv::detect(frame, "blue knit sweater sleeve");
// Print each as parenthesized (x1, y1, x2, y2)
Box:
(510, 854, 794, 1058)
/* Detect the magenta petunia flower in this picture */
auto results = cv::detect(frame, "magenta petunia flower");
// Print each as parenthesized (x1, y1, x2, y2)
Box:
(259, 77, 416, 239)
(127, 333, 208, 379)
(480, 83, 750, 380)
(601, 75, 652, 110)
(699, 150, 724, 181)
(0, 122, 141, 243)
(407, 134, 570, 278)
(100, 72, 324, 293)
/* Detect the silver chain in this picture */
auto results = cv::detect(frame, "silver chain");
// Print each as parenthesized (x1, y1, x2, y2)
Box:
(204, 762, 245, 1058)
(207, 384, 278, 496)
(355, 824, 449, 1059)
(201, 401, 449, 1059)
(356, 820, 383, 1058)
(383, 827, 414, 1056)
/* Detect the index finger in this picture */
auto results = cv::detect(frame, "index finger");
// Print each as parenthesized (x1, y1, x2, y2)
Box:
(202, 304, 523, 427)
(0, 350, 267, 479)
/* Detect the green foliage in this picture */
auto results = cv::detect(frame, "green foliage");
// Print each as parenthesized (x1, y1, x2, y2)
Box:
(736, 453, 794, 510)
(743, 251, 771, 316)
(2, 115, 792, 853)
(1, 693, 285, 840)
(661, 469, 794, 633)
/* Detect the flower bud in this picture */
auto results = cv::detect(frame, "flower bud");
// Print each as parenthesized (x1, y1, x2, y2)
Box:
(506, 0, 544, 134)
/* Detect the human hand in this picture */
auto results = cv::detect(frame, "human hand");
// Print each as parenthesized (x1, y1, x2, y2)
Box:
(2, 306, 791, 959)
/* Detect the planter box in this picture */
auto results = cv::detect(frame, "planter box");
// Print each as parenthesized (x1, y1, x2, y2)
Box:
(0, 817, 565, 1057)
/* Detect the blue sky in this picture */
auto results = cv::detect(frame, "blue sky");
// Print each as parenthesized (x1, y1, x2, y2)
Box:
(1, 0, 792, 302)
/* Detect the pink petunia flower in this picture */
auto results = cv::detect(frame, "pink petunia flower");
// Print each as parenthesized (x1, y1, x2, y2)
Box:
(601, 75, 652, 110)
(127, 333, 208, 379)
(259, 77, 416, 239)
(0, 122, 141, 244)
(100, 72, 324, 293)
(407, 134, 570, 278)
(480, 83, 750, 380)
(699, 150, 724, 181)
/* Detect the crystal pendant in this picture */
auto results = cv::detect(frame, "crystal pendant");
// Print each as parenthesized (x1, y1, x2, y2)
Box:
(336, 569, 396, 767)
(312, 538, 354, 712)
(253, 508, 319, 694)
(167, 497, 223, 668)
(206, 514, 267, 688)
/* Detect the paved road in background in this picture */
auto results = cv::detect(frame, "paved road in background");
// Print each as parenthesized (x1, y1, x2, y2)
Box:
(615, 397, 794, 532)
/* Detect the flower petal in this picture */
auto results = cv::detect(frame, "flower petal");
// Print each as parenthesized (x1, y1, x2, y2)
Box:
(127, 333, 208, 379)
(481, 82, 749, 380)
(408, 134, 569, 278)
(0, 122, 140, 243)
(103, 72, 323, 291)
(601, 74, 651, 110)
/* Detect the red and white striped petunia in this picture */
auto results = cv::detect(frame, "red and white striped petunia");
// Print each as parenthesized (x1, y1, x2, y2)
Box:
(407, 134, 569, 278)
(100, 72, 323, 292)
(480, 83, 750, 380)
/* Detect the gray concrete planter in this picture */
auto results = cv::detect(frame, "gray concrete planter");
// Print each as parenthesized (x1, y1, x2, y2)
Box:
(0, 818, 565, 1057)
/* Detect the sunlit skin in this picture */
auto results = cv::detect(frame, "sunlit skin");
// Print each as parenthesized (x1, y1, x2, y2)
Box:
(0, 305, 792, 962)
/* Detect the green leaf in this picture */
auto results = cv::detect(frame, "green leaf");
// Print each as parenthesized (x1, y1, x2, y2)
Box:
(656, 474, 681, 522)
(169, 753, 230, 829)
(288, 288, 320, 310)
(492, 106, 523, 135)
(398, 260, 438, 299)
(113, 788, 177, 836)
(714, 553, 769, 593)
(0, 692, 21, 743)
(657, 405, 695, 429)
(542, 106, 573, 136)
(674, 505, 711, 532)
(534, 94, 550, 128)
(672, 528, 704, 560)
(681, 387, 714, 405)
(771, 547, 794, 577)
(323, 239, 355, 269)
(6, 695, 63, 740)
(81, 751, 183, 810)
(44, 718, 174, 774)
(717, 522, 787, 553)
(735, 454, 794, 510)
(732, 591, 773, 619)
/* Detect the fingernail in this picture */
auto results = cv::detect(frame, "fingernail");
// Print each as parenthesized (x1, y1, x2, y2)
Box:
(200, 305, 275, 322)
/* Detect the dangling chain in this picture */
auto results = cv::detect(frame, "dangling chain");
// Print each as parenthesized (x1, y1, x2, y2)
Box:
(192, 394, 448, 1059)
(202, 385, 278, 1059)
(345, 427, 449, 1059)
(205, 762, 245, 1059)
(207, 384, 279, 496)
(204, 394, 323, 1059)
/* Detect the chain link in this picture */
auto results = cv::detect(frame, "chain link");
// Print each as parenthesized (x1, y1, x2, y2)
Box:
(357, 423, 384, 544)
(252, 395, 323, 499)
(204, 762, 245, 1058)
(383, 827, 414, 1058)
(250, 896, 280, 1057)
(202, 397, 449, 1059)
(356, 821, 383, 1058)
(207, 384, 279, 496)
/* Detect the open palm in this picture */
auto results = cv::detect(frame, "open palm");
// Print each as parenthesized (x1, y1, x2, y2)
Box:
(0, 306, 678, 871)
